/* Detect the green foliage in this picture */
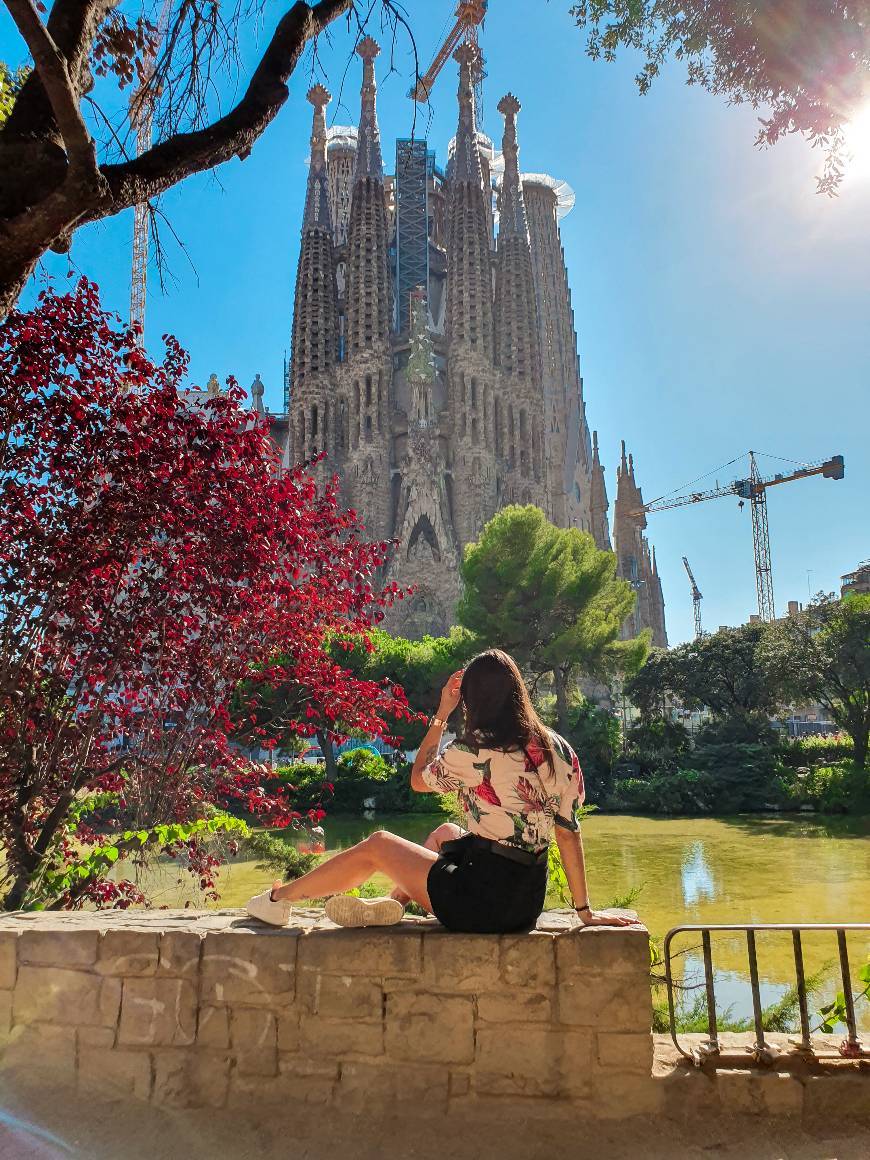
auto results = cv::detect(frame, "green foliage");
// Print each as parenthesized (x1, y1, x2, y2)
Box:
(781, 733, 854, 768)
(687, 715, 783, 813)
(817, 959, 870, 1034)
(339, 627, 478, 747)
(627, 623, 782, 720)
(777, 760, 862, 814)
(239, 829, 318, 880)
(764, 594, 870, 775)
(458, 506, 647, 729)
(612, 768, 716, 815)
(0, 63, 28, 129)
(541, 695, 621, 800)
(623, 716, 691, 776)
(30, 812, 249, 909)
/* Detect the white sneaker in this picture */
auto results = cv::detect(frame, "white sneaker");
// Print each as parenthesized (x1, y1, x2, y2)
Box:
(324, 895, 404, 928)
(246, 889, 293, 927)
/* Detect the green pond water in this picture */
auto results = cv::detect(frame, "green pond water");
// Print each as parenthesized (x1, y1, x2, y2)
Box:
(135, 812, 870, 1032)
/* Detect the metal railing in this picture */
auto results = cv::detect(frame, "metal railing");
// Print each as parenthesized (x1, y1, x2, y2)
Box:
(663, 923, 870, 1066)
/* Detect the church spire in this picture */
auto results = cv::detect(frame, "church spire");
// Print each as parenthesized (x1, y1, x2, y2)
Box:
(345, 36, 391, 358)
(589, 430, 611, 551)
(452, 42, 483, 188)
(354, 37, 384, 183)
(288, 86, 339, 459)
(303, 84, 332, 232)
(496, 94, 528, 240)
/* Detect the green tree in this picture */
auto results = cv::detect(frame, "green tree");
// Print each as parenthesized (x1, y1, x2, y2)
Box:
(626, 623, 783, 720)
(341, 627, 478, 747)
(458, 506, 648, 733)
(765, 594, 870, 775)
(0, 62, 28, 129)
(569, 1, 870, 194)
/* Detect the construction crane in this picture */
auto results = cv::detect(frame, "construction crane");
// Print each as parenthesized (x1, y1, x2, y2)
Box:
(639, 452, 845, 623)
(682, 556, 703, 639)
(409, 1, 488, 104)
(129, 0, 173, 339)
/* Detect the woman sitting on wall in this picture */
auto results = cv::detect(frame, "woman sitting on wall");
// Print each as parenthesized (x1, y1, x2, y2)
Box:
(247, 649, 633, 933)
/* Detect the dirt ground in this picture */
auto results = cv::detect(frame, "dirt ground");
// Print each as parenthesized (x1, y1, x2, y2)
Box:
(1, 1084, 869, 1160)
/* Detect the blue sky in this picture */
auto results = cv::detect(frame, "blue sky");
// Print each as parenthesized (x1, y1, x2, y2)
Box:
(3, 1, 868, 645)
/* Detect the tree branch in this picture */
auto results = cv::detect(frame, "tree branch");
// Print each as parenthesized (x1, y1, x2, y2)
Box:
(94, 0, 352, 214)
(4, 0, 98, 171)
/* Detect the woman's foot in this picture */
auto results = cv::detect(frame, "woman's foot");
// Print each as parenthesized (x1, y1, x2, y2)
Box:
(325, 894, 404, 929)
(246, 882, 293, 927)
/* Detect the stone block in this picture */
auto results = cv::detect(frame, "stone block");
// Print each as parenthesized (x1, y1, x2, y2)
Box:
(118, 977, 197, 1047)
(277, 1013, 300, 1053)
(556, 925, 650, 978)
(0, 992, 12, 1037)
(714, 1068, 767, 1116)
(0, 1022, 76, 1078)
(196, 1006, 230, 1050)
(758, 1073, 805, 1118)
(97, 930, 160, 977)
(449, 1071, 471, 1097)
(557, 973, 652, 1031)
(0, 932, 18, 989)
(337, 1060, 449, 1112)
(79, 1046, 153, 1101)
(588, 1072, 665, 1118)
(596, 1031, 654, 1072)
(385, 992, 474, 1064)
(78, 1026, 116, 1049)
(297, 971, 383, 1019)
(500, 933, 556, 989)
(421, 932, 501, 992)
(474, 1025, 563, 1096)
(152, 1050, 231, 1109)
(803, 1074, 870, 1122)
(299, 1015, 383, 1058)
(660, 1065, 722, 1121)
(298, 928, 421, 978)
(13, 965, 119, 1027)
(230, 1059, 336, 1105)
(476, 990, 552, 1024)
(201, 931, 297, 1006)
(18, 928, 98, 968)
(158, 931, 202, 978)
(231, 1008, 278, 1076)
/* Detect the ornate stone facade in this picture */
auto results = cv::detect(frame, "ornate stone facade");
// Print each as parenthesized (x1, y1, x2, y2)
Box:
(279, 42, 667, 643)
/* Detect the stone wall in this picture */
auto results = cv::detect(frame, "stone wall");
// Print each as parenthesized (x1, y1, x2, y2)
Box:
(0, 908, 657, 1119)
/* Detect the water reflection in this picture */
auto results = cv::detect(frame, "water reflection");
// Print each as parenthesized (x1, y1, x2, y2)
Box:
(681, 840, 717, 907)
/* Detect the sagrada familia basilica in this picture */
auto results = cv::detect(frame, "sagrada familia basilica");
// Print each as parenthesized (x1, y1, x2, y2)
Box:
(257, 36, 667, 646)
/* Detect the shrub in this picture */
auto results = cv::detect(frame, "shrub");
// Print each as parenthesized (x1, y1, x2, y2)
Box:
(559, 699, 621, 800)
(622, 716, 691, 777)
(781, 734, 854, 768)
(611, 769, 716, 815)
(776, 760, 862, 814)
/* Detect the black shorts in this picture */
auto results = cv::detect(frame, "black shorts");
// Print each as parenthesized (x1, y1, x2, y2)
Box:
(426, 834, 548, 934)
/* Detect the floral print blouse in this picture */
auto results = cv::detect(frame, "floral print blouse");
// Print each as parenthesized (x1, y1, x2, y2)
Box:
(422, 731, 585, 854)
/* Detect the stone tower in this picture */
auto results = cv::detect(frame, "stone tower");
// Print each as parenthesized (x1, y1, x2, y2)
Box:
(493, 94, 544, 508)
(288, 85, 338, 479)
(446, 43, 499, 544)
(279, 45, 667, 643)
(340, 37, 393, 541)
(612, 442, 668, 647)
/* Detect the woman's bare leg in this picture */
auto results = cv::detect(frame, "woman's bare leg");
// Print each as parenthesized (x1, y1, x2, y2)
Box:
(270, 830, 439, 911)
(390, 822, 465, 906)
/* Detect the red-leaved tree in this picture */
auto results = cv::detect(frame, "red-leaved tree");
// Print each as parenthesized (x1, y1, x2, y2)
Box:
(0, 279, 411, 910)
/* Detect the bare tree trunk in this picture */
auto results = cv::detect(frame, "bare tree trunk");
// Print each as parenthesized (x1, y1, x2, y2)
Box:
(0, 0, 352, 317)
(553, 667, 570, 736)
(316, 727, 338, 784)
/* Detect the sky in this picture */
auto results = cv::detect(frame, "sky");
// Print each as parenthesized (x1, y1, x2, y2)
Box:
(3, 1, 869, 646)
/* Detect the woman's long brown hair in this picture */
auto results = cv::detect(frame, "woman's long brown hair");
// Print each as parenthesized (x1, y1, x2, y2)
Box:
(459, 649, 555, 774)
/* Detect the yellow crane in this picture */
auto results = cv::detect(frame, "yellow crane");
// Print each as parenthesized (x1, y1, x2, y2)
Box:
(409, 1, 488, 103)
(638, 452, 845, 623)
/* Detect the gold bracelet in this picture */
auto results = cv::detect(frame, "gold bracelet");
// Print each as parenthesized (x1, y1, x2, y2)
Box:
(429, 715, 448, 729)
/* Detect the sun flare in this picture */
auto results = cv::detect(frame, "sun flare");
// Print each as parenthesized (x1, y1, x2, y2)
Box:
(842, 100, 870, 179)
